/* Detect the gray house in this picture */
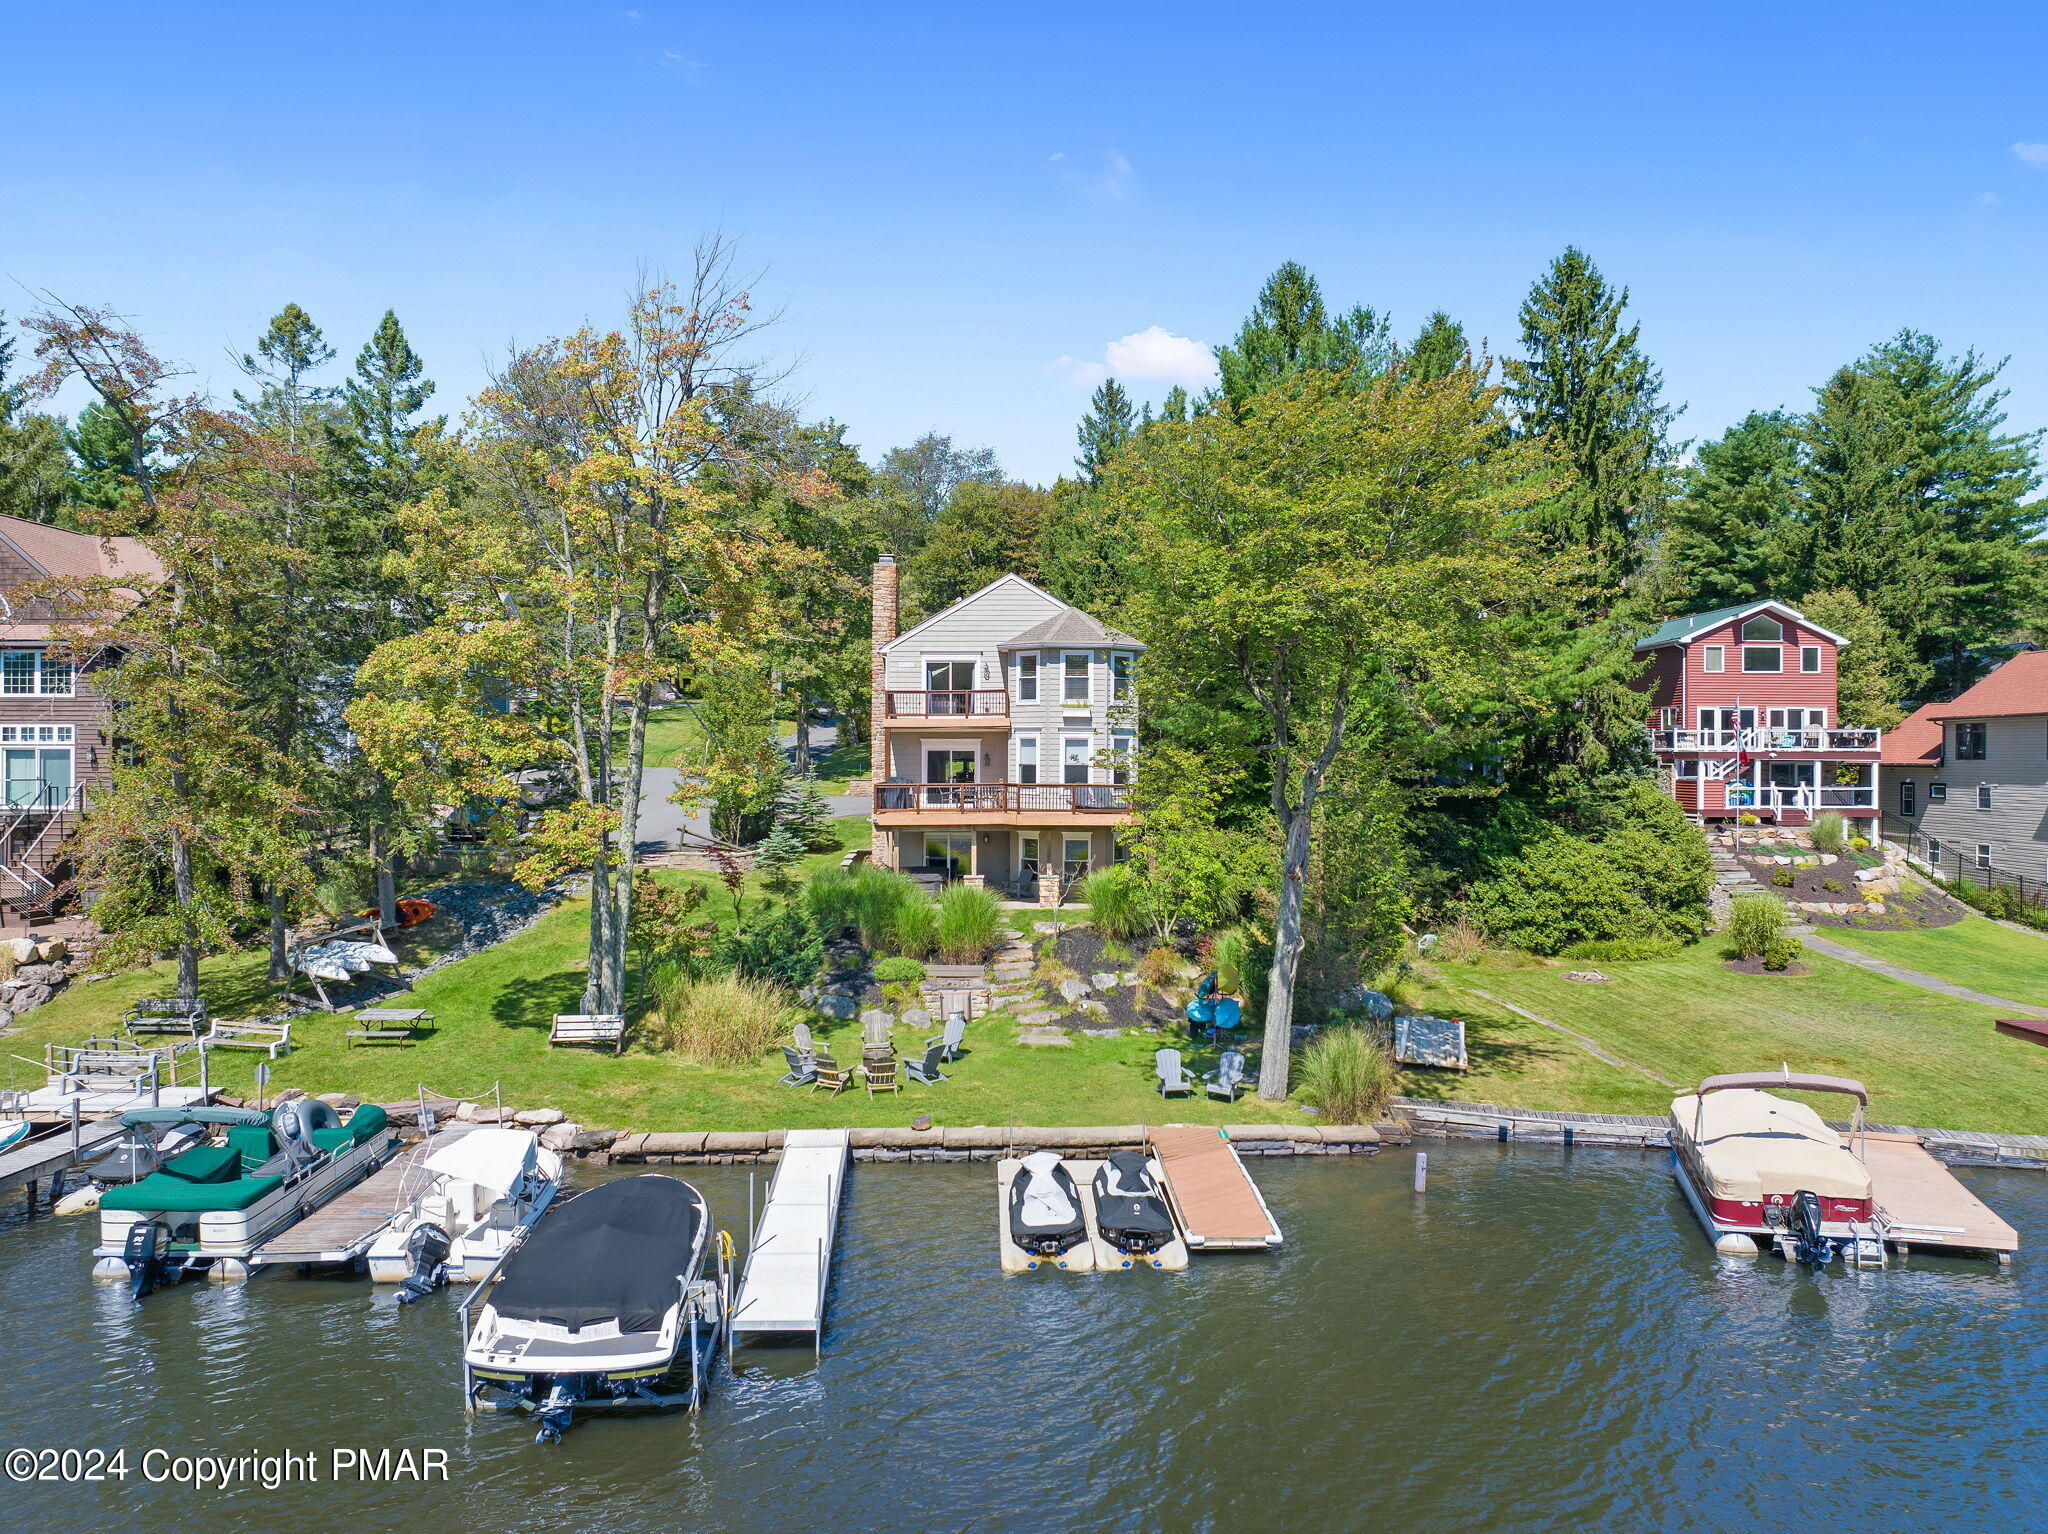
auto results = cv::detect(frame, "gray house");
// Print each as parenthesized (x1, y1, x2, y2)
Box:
(1880, 650, 2048, 882)
(865, 559, 1139, 902)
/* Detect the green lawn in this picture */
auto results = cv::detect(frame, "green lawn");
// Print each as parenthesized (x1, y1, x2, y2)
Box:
(1414, 939, 2048, 1134)
(628, 704, 866, 792)
(0, 818, 1267, 1131)
(1819, 913, 2048, 1011)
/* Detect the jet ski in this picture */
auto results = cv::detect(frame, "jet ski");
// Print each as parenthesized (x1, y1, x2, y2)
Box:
(1088, 1151, 1187, 1270)
(999, 1151, 1094, 1271)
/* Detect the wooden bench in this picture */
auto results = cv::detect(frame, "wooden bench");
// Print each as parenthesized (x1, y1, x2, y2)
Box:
(124, 998, 209, 1037)
(550, 1013, 626, 1054)
(347, 1008, 433, 1047)
(206, 1019, 293, 1059)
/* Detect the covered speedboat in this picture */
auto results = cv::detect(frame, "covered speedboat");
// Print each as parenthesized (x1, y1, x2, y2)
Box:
(367, 1127, 563, 1301)
(462, 1175, 726, 1441)
(91, 1100, 396, 1297)
(1089, 1151, 1186, 1270)
(1000, 1151, 1093, 1271)
(1669, 1070, 1886, 1267)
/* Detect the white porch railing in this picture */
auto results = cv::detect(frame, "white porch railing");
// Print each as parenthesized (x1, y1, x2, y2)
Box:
(1652, 727, 1882, 753)
(1723, 785, 1876, 811)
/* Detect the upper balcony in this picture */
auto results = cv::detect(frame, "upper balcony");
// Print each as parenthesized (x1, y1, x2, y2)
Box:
(872, 780, 1132, 823)
(884, 689, 1011, 728)
(1651, 726, 1882, 755)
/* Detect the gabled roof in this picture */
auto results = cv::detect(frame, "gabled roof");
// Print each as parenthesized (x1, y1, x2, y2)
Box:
(0, 514, 161, 585)
(1635, 599, 1847, 651)
(1002, 608, 1145, 651)
(1880, 700, 1944, 768)
(1928, 650, 2048, 721)
(884, 572, 1061, 653)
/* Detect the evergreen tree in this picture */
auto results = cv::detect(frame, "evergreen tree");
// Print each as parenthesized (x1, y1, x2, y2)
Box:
(1503, 247, 1678, 577)
(773, 771, 837, 851)
(1799, 588, 1909, 728)
(331, 309, 438, 517)
(1075, 377, 1134, 484)
(1159, 385, 1190, 424)
(235, 302, 337, 436)
(901, 479, 1049, 618)
(66, 401, 147, 510)
(0, 322, 73, 524)
(752, 819, 809, 895)
(1406, 311, 1468, 383)
(1213, 262, 1392, 409)
(1657, 410, 1803, 611)
(1037, 475, 1141, 618)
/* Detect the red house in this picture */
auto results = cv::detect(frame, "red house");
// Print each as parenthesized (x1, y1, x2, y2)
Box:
(1634, 600, 1883, 825)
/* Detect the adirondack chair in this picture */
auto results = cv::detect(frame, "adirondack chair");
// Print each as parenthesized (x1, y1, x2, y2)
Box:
(925, 1014, 968, 1062)
(792, 1021, 815, 1055)
(1155, 1048, 1195, 1098)
(778, 1045, 818, 1088)
(861, 1054, 901, 1097)
(1205, 1048, 1248, 1101)
(902, 1042, 950, 1085)
(810, 1054, 851, 1095)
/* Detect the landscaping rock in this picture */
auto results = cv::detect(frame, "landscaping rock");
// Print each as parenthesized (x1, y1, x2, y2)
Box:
(1017, 1029, 1072, 1047)
(1562, 970, 1609, 983)
(901, 1007, 932, 1032)
(272, 1087, 306, 1104)
(8, 985, 49, 1015)
(538, 1120, 583, 1150)
(11, 964, 62, 987)
(33, 939, 66, 963)
(640, 1131, 706, 1155)
(815, 994, 858, 1020)
(4, 937, 35, 963)
(1020, 1009, 1060, 1027)
(515, 1107, 566, 1126)
(1091, 971, 1121, 990)
(1058, 977, 1091, 1003)
(316, 1092, 361, 1111)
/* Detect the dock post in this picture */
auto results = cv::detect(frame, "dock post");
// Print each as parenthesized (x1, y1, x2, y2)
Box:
(1413, 1152, 1427, 1194)
(69, 1096, 80, 1157)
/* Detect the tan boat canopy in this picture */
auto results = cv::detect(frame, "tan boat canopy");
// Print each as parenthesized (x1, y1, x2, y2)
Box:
(1696, 1070, 1868, 1105)
(1671, 1089, 1873, 1202)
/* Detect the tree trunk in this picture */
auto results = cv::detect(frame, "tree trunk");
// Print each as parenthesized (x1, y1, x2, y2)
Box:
(171, 835, 199, 1002)
(1255, 804, 1314, 1100)
(267, 888, 289, 983)
(369, 825, 398, 930)
(792, 700, 812, 777)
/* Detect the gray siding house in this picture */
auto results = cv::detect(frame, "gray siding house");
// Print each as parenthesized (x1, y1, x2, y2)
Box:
(1880, 650, 2048, 882)
(865, 559, 1139, 902)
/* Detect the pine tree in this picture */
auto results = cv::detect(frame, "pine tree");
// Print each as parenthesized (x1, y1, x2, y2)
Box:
(1503, 247, 1678, 577)
(1159, 385, 1190, 424)
(752, 819, 809, 895)
(1407, 311, 1468, 383)
(773, 770, 837, 851)
(1799, 588, 1909, 727)
(1075, 377, 1134, 484)
(331, 309, 438, 516)
(1657, 410, 1803, 611)
(1213, 262, 1392, 409)
(66, 401, 146, 511)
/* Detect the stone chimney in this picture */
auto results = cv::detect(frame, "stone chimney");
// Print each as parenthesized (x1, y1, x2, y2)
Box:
(869, 555, 897, 790)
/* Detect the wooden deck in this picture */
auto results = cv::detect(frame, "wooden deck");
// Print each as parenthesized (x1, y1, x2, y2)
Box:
(1863, 1132, 2020, 1260)
(252, 1130, 455, 1266)
(1149, 1125, 1282, 1250)
(0, 1118, 126, 1203)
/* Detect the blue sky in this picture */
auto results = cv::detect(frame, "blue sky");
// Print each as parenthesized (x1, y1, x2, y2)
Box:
(8, 2, 2048, 484)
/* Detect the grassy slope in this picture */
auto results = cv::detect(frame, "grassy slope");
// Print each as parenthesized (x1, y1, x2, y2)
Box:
(1817, 913, 2048, 1011)
(0, 819, 1267, 1131)
(633, 705, 866, 792)
(1415, 940, 2048, 1133)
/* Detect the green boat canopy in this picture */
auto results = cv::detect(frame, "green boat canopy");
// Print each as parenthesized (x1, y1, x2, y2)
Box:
(119, 1106, 270, 1128)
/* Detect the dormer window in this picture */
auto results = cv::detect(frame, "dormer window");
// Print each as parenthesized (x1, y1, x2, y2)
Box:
(1740, 613, 1784, 642)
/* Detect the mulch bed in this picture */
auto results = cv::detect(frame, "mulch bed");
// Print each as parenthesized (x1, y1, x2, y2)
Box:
(1048, 927, 1182, 1033)
(1735, 852, 1875, 904)
(1723, 957, 1813, 977)
(1810, 886, 1965, 932)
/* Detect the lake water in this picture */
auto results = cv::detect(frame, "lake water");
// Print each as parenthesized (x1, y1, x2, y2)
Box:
(4, 1142, 2044, 1532)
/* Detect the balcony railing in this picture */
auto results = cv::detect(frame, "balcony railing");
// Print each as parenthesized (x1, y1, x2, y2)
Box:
(1724, 785, 1876, 810)
(1651, 727, 1882, 753)
(885, 689, 1010, 719)
(874, 781, 1131, 814)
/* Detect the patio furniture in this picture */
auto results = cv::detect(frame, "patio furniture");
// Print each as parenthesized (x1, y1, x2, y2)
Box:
(863, 1016, 893, 1051)
(124, 998, 209, 1037)
(1204, 1048, 1248, 1101)
(550, 1013, 626, 1054)
(861, 1055, 901, 1097)
(346, 1007, 432, 1047)
(810, 1054, 851, 1095)
(902, 1042, 950, 1086)
(925, 1015, 967, 1062)
(206, 1018, 294, 1060)
(1155, 1048, 1195, 1098)
(792, 1021, 816, 1054)
(778, 1045, 818, 1087)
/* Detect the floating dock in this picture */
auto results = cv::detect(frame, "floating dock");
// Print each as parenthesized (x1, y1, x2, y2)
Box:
(731, 1128, 849, 1343)
(250, 1129, 458, 1267)
(1149, 1126, 1283, 1251)
(1863, 1132, 2020, 1262)
(0, 1118, 127, 1209)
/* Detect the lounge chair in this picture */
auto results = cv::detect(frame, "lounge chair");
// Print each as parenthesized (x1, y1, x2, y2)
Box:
(1155, 1048, 1195, 1098)
(793, 1021, 815, 1054)
(810, 1054, 851, 1095)
(861, 1055, 901, 1097)
(778, 1045, 818, 1088)
(903, 1043, 950, 1085)
(925, 1014, 967, 1062)
(1205, 1048, 1247, 1101)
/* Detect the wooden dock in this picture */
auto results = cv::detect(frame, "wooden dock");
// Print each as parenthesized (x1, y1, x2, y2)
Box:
(1150, 1125, 1283, 1251)
(1862, 1132, 2020, 1262)
(0, 1118, 127, 1208)
(732, 1128, 849, 1343)
(251, 1131, 451, 1267)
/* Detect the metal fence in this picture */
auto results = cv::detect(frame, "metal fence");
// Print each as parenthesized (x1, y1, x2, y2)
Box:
(1877, 817, 2048, 912)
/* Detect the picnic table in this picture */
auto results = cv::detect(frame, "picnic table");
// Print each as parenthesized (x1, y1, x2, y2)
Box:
(347, 1008, 434, 1047)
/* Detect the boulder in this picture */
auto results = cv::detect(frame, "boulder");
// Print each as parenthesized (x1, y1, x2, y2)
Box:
(514, 1107, 566, 1127)
(33, 938, 65, 963)
(900, 1007, 932, 1032)
(11, 964, 62, 986)
(1058, 977, 1091, 1003)
(1020, 1010, 1061, 1027)
(815, 994, 859, 1020)
(4, 937, 34, 963)
(315, 1092, 361, 1111)
(272, 1087, 307, 1104)
(10, 984, 52, 1014)
(0, 1005, 15, 1032)
(1091, 971, 1120, 990)
(540, 1122, 616, 1152)
(1562, 970, 1609, 984)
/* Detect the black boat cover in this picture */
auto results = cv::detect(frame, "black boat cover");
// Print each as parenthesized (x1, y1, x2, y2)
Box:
(489, 1176, 704, 1334)
(1093, 1151, 1173, 1237)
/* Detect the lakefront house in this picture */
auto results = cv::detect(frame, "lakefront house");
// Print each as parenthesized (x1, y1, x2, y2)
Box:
(1880, 649, 2048, 884)
(1634, 600, 1883, 826)
(866, 558, 1137, 903)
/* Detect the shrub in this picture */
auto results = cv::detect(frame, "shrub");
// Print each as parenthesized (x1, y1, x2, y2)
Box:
(886, 896, 939, 959)
(1769, 868, 1796, 888)
(1078, 864, 1149, 941)
(804, 864, 926, 949)
(1559, 936, 1680, 962)
(716, 902, 824, 990)
(1738, 813, 1759, 825)
(934, 883, 1002, 962)
(1849, 836, 1870, 852)
(1821, 877, 1845, 894)
(644, 974, 798, 1066)
(1293, 1027, 1396, 1124)
(870, 955, 926, 985)
(1725, 892, 1787, 959)
(1137, 946, 1182, 989)
(1432, 920, 1488, 963)
(1207, 926, 1255, 995)
(1761, 936, 1803, 971)
(1810, 811, 1847, 856)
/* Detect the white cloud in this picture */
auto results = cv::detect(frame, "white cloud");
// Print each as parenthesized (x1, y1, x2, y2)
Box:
(1047, 354, 1109, 390)
(1048, 327, 1218, 393)
(2011, 142, 2048, 165)
(1049, 148, 1135, 200)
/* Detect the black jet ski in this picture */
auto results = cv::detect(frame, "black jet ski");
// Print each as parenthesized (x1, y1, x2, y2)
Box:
(1005, 1151, 1092, 1269)
(1091, 1151, 1177, 1260)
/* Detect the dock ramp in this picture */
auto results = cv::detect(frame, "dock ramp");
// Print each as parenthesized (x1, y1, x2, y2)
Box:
(732, 1129, 849, 1343)
(1150, 1125, 1282, 1250)
(252, 1127, 460, 1267)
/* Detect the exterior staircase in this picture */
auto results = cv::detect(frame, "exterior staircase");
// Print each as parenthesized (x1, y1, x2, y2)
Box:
(0, 787, 85, 924)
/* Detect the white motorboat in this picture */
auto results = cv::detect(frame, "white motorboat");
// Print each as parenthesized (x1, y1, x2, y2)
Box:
(0, 1120, 30, 1156)
(462, 1175, 727, 1441)
(367, 1127, 562, 1300)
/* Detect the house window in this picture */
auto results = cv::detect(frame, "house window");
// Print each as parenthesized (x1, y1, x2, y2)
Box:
(1702, 645, 1724, 673)
(1063, 835, 1091, 881)
(1740, 614, 1784, 642)
(1741, 646, 1782, 673)
(1899, 779, 1916, 817)
(1110, 653, 1134, 703)
(1978, 784, 1993, 810)
(1659, 706, 1679, 731)
(1930, 782, 1948, 804)
(1018, 835, 1041, 876)
(1062, 736, 1091, 785)
(1016, 736, 1038, 785)
(1955, 722, 1987, 760)
(1676, 759, 1699, 779)
(0, 651, 65, 697)
(1800, 646, 1821, 673)
(1063, 653, 1090, 707)
(0, 725, 72, 744)
(1110, 730, 1136, 786)
(1977, 844, 1993, 870)
(1016, 653, 1038, 702)
(1927, 836, 1942, 863)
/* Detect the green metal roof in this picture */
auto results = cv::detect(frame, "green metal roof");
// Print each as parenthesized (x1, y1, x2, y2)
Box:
(1636, 601, 1789, 650)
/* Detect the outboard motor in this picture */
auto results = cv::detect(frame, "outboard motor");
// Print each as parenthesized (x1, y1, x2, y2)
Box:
(123, 1218, 174, 1302)
(534, 1379, 586, 1444)
(396, 1222, 454, 1305)
(1791, 1189, 1833, 1269)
